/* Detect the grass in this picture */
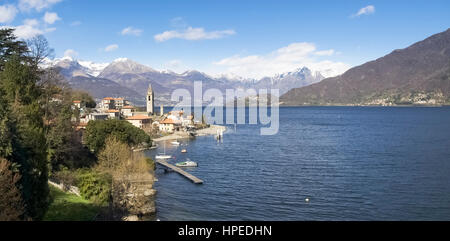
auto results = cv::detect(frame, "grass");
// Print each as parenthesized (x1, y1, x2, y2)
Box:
(43, 185, 101, 221)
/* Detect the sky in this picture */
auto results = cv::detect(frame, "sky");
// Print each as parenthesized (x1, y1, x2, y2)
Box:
(1, 0, 450, 79)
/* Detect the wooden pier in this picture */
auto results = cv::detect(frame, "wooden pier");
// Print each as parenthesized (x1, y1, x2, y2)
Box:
(155, 160, 204, 184)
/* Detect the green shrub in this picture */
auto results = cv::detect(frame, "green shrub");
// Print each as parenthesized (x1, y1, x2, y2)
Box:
(76, 169, 111, 206)
(85, 119, 152, 154)
(145, 158, 156, 171)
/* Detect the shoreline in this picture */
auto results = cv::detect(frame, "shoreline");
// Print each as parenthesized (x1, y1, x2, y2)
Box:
(152, 125, 226, 142)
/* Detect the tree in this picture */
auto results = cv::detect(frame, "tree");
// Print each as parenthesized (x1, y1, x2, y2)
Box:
(85, 119, 151, 154)
(71, 90, 96, 108)
(45, 88, 97, 171)
(96, 137, 154, 218)
(47, 103, 77, 170)
(26, 35, 54, 67)
(97, 136, 153, 179)
(0, 158, 25, 221)
(97, 137, 132, 173)
(0, 57, 49, 220)
(0, 28, 30, 70)
(0, 29, 49, 219)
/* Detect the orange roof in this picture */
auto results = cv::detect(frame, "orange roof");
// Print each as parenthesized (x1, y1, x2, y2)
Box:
(73, 100, 81, 103)
(160, 118, 176, 124)
(103, 97, 115, 100)
(107, 110, 120, 113)
(127, 115, 152, 120)
(122, 105, 135, 109)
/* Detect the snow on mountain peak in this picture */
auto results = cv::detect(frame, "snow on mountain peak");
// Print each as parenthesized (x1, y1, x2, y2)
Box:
(78, 61, 109, 77)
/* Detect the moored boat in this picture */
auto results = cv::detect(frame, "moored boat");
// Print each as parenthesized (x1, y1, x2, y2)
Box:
(175, 161, 198, 167)
(156, 142, 171, 159)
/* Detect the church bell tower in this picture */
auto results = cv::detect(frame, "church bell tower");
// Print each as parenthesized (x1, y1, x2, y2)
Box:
(147, 84, 154, 115)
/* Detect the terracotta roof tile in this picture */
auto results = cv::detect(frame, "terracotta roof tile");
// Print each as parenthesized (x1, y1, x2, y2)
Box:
(126, 115, 152, 120)
(160, 118, 176, 124)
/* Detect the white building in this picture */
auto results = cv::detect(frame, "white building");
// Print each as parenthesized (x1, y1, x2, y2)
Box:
(121, 105, 135, 117)
(106, 110, 120, 119)
(159, 118, 179, 133)
(84, 113, 109, 122)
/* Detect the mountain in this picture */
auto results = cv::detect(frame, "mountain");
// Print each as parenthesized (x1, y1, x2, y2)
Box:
(52, 57, 92, 78)
(78, 61, 109, 77)
(97, 58, 324, 103)
(50, 58, 145, 105)
(280, 29, 450, 106)
(254, 67, 324, 95)
(47, 57, 325, 106)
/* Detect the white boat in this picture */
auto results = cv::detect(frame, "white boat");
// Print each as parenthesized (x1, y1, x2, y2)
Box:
(156, 142, 171, 159)
(175, 161, 198, 167)
(155, 154, 172, 160)
(171, 140, 180, 146)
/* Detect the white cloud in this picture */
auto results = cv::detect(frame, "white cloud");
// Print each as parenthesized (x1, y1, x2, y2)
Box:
(121, 26, 143, 36)
(213, 42, 351, 79)
(314, 49, 335, 56)
(23, 18, 39, 26)
(19, 0, 63, 12)
(104, 44, 119, 52)
(0, 4, 18, 23)
(352, 5, 375, 17)
(154, 26, 235, 42)
(64, 49, 78, 59)
(13, 24, 44, 39)
(43, 11, 61, 24)
(3, 18, 54, 39)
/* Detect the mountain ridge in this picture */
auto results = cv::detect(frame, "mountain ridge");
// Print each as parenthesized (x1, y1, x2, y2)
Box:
(47, 57, 326, 105)
(280, 28, 450, 106)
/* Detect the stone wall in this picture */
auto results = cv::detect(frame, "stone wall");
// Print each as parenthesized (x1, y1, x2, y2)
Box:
(48, 179, 81, 196)
(110, 177, 156, 220)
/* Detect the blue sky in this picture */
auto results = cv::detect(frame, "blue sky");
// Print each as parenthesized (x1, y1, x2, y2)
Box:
(1, 0, 450, 78)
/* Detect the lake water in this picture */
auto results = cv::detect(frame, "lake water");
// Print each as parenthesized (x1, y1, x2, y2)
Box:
(146, 107, 450, 220)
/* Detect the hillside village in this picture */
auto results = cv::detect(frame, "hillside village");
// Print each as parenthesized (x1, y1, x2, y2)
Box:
(73, 83, 201, 138)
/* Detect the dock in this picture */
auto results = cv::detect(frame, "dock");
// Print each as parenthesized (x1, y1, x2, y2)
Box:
(155, 160, 204, 184)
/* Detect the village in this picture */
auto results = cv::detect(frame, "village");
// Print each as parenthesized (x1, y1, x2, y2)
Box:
(72, 84, 224, 143)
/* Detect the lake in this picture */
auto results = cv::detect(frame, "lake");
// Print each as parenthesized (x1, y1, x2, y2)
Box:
(146, 107, 450, 220)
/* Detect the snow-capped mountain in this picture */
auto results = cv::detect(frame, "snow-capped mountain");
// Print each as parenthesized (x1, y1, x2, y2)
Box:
(45, 57, 325, 105)
(100, 58, 156, 76)
(254, 67, 325, 95)
(78, 61, 109, 77)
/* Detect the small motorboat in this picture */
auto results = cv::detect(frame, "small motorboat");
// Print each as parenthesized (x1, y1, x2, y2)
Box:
(175, 161, 198, 167)
(171, 140, 180, 146)
(181, 149, 187, 153)
(155, 154, 172, 160)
